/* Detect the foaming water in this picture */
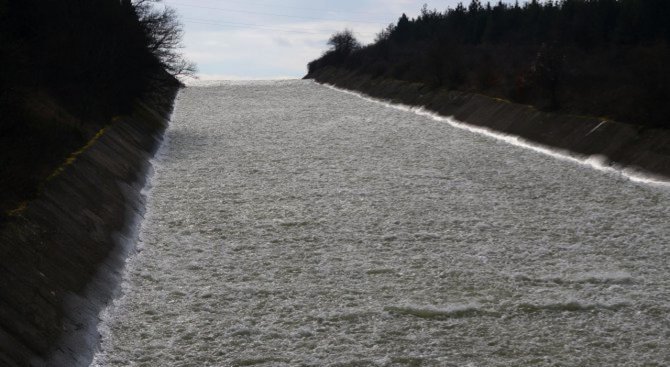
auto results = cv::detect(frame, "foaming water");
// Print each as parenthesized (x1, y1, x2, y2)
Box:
(91, 124, 172, 367)
(323, 83, 670, 187)
(93, 80, 670, 366)
(186, 79, 299, 87)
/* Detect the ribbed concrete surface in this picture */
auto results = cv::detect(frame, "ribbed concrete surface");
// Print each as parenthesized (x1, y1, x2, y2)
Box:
(308, 67, 670, 181)
(0, 93, 176, 367)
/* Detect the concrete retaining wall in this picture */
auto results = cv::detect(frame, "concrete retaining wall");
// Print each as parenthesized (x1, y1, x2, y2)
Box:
(0, 91, 178, 367)
(308, 67, 670, 181)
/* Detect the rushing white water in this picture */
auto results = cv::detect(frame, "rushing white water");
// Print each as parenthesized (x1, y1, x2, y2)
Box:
(93, 80, 670, 366)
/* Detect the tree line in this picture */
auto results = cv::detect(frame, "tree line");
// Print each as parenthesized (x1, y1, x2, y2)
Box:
(308, 0, 670, 128)
(0, 0, 194, 220)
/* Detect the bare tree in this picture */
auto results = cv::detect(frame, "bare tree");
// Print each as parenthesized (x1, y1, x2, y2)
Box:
(328, 29, 361, 55)
(128, 0, 197, 78)
(375, 23, 396, 43)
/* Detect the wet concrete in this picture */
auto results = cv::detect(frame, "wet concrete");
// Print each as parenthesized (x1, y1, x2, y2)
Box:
(0, 91, 177, 367)
(307, 67, 670, 181)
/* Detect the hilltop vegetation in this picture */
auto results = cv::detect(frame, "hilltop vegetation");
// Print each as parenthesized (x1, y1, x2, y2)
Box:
(307, 0, 670, 129)
(0, 0, 193, 220)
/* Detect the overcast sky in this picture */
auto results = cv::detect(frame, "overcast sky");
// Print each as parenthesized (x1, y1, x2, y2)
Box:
(162, 0, 511, 80)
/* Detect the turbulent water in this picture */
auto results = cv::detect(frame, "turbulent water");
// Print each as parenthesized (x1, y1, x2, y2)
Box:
(93, 80, 670, 366)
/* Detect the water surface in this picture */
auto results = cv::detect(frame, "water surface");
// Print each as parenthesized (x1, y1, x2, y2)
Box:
(93, 80, 670, 366)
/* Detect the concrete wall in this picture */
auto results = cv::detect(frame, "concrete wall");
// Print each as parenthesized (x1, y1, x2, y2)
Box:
(308, 67, 670, 181)
(0, 91, 178, 367)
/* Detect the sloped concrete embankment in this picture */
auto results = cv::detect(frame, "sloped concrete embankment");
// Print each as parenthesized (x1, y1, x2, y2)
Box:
(308, 67, 670, 180)
(0, 91, 177, 367)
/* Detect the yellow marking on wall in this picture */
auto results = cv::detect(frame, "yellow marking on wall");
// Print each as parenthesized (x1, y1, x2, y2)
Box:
(6, 202, 28, 218)
(45, 126, 108, 182)
(5, 126, 110, 218)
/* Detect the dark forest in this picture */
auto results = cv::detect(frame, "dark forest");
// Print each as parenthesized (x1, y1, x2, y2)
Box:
(307, 0, 670, 129)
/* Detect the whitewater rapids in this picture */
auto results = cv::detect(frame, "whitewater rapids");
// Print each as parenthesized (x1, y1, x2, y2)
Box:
(93, 80, 670, 366)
